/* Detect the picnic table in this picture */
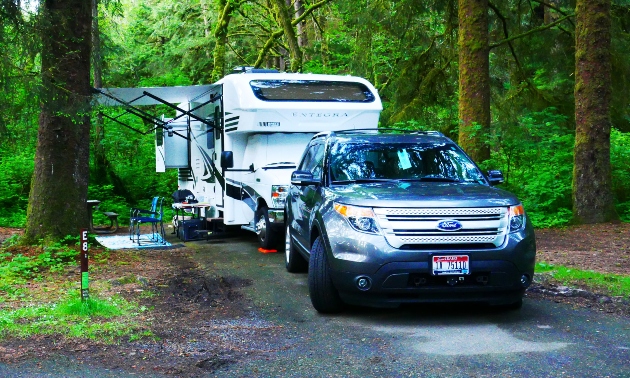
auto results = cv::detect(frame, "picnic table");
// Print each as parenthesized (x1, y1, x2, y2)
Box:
(87, 200, 119, 234)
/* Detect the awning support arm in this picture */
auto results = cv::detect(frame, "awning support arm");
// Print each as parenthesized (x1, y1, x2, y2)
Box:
(141, 91, 219, 129)
(100, 113, 189, 140)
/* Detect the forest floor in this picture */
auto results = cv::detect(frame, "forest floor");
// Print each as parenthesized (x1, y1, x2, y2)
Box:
(0, 223, 629, 376)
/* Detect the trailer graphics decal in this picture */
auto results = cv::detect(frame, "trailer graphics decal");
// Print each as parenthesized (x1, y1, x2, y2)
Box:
(194, 144, 220, 185)
(225, 115, 239, 133)
(225, 179, 258, 212)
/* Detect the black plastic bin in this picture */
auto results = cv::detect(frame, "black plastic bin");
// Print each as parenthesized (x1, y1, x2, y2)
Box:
(178, 218, 204, 241)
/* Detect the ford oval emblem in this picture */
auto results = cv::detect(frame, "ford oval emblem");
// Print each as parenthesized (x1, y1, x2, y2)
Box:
(437, 220, 463, 232)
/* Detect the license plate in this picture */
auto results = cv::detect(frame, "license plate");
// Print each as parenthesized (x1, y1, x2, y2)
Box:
(432, 255, 470, 275)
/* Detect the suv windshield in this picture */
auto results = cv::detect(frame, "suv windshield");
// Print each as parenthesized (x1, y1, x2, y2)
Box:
(329, 141, 486, 184)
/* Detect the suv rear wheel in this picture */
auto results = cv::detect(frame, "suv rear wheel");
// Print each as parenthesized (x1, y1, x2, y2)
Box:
(308, 236, 343, 313)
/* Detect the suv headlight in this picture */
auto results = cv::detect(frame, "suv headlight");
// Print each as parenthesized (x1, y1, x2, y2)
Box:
(271, 185, 289, 208)
(508, 204, 525, 232)
(334, 203, 381, 234)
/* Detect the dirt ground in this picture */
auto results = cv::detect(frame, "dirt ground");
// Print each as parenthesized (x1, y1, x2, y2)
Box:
(0, 223, 629, 376)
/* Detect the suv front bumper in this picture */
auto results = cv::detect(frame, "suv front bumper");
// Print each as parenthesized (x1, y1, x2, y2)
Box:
(325, 229, 536, 307)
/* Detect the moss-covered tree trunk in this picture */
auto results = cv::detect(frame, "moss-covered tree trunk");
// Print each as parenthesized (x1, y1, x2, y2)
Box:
(211, 0, 236, 82)
(23, 0, 92, 245)
(572, 0, 617, 223)
(457, 0, 490, 162)
(295, 0, 308, 52)
(272, 0, 302, 72)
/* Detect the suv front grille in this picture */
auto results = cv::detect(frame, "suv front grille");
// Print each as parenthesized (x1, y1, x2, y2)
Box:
(373, 207, 508, 249)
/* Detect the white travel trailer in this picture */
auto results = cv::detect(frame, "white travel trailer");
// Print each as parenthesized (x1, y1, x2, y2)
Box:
(97, 69, 382, 247)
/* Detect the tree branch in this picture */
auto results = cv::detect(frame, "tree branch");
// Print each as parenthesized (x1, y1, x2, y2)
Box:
(488, 2, 523, 74)
(490, 13, 574, 49)
(253, 0, 331, 68)
(530, 0, 575, 27)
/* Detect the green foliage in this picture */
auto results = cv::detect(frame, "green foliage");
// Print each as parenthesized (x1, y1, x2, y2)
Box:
(0, 132, 36, 228)
(536, 262, 630, 298)
(0, 240, 79, 296)
(485, 108, 574, 228)
(611, 129, 630, 221)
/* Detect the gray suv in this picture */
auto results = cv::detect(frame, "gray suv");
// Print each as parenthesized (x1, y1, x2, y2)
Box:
(284, 130, 536, 313)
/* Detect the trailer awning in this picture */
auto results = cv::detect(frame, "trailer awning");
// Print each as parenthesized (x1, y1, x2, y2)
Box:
(94, 85, 218, 106)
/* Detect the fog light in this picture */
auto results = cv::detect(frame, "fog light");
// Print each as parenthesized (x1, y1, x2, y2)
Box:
(520, 274, 531, 287)
(356, 276, 372, 291)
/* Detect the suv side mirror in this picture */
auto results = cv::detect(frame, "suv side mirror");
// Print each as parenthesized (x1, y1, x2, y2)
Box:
(291, 170, 319, 186)
(221, 151, 234, 169)
(487, 170, 504, 186)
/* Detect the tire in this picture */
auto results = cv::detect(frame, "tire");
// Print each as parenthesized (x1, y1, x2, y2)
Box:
(256, 206, 277, 249)
(504, 298, 524, 311)
(495, 297, 523, 311)
(308, 236, 343, 313)
(285, 223, 308, 273)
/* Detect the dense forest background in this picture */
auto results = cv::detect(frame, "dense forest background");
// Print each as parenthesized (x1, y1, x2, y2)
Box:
(1, 0, 629, 230)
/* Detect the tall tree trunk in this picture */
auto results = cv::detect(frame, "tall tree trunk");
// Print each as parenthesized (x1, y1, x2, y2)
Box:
(92, 0, 107, 183)
(23, 0, 92, 244)
(572, 0, 617, 223)
(271, 0, 302, 72)
(317, 12, 329, 70)
(295, 0, 308, 50)
(211, 0, 236, 82)
(253, 0, 331, 69)
(457, 0, 490, 162)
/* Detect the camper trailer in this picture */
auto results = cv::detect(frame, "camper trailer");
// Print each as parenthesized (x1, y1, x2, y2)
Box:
(99, 70, 383, 247)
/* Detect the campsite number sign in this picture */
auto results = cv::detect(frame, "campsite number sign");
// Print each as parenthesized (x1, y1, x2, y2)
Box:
(81, 229, 89, 301)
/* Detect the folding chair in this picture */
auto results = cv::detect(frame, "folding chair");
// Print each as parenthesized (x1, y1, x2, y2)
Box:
(129, 197, 165, 244)
(129, 196, 159, 240)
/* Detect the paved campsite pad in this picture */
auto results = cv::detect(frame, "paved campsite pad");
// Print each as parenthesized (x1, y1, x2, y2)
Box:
(0, 222, 629, 375)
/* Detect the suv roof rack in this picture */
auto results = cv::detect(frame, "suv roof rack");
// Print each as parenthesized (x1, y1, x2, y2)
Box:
(329, 128, 445, 137)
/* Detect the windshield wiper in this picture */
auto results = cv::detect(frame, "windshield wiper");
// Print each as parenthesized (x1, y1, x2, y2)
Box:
(399, 176, 461, 183)
(332, 178, 399, 184)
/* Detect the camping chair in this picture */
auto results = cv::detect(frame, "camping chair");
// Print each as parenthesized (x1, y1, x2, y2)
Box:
(129, 196, 160, 240)
(129, 196, 166, 244)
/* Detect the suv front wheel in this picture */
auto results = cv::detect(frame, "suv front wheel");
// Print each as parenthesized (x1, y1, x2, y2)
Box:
(285, 223, 308, 272)
(308, 236, 343, 313)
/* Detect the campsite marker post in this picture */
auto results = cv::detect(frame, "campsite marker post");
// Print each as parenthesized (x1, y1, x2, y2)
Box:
(80, 229, 89, 301)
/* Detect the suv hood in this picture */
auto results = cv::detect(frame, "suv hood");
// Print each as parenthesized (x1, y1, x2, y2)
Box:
(329, 181, 520, 208)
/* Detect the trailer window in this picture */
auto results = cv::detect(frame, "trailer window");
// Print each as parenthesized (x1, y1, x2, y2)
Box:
(249, 80, 375, 102)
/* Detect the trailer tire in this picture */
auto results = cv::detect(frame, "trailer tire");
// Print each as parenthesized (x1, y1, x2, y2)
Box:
(256, 206, 278, 249)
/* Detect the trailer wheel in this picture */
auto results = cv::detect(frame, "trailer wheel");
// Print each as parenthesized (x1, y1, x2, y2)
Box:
(256, 206, 277, 249)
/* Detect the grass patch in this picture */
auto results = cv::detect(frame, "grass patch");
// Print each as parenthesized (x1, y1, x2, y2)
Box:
(0, 293, 152, 342)
(536, 262, 630, 297)
(0, 236, 155, 343)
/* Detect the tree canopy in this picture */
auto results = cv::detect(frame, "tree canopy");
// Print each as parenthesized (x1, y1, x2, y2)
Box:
(1, 0, 629, 241)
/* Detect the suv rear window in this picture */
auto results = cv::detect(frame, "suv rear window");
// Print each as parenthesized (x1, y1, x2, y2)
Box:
(249, 80, 375, 102)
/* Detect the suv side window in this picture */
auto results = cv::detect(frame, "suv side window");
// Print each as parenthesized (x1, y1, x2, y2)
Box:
(298, 143, 325, 180)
